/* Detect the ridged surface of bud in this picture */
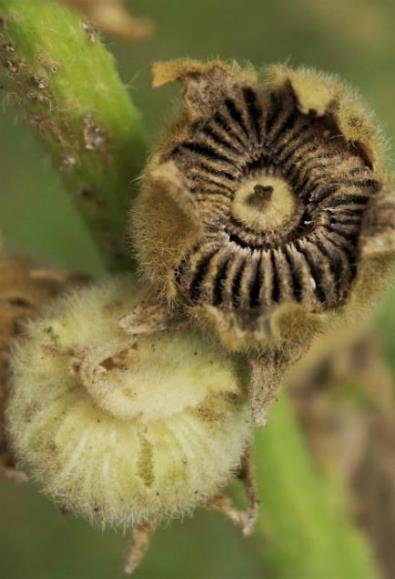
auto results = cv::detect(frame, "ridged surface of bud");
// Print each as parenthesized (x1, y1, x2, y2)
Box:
(6, 277, 250, 527)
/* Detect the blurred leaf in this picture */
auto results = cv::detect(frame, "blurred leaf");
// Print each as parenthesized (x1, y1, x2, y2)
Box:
(64, 0, 154, 40)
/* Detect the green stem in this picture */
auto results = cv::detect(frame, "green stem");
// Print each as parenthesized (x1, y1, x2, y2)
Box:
(0, 0, 147, 271)
(252, 394, 379, 579)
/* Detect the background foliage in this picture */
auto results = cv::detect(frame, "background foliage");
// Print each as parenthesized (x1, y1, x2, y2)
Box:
(0, 0, 394, 577)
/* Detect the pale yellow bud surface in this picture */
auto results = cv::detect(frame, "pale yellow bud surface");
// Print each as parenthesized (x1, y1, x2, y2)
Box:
(6, 277, 250, 528)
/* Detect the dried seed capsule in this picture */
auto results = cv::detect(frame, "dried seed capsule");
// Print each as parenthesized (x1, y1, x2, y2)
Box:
(132, 60, 395, 355)
(6, 276, 250, 528)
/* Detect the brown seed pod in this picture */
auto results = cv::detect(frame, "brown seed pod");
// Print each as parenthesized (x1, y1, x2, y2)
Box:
(131, 60, 395, 422)
(133, 61, 394, 341)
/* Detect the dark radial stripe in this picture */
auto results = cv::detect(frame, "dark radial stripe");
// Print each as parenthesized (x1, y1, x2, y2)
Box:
(283, 245, 303, 302)
(242, 87, 262, 143)
(331, 206, 365, 216)
(174, 258, 188, 287)
(295, 241, 327, 304)
(307, 185, 369, 206)
(199, 203, 230, 221)
(180, 141, 235, 166)
(188, 182, 233, 199)
(322, 231, 358, 281)
(320, 227, 354, 251)
(224, 97, 251, 139)
(227, 231, 266, 250)
(186, 161, 238, 183)
(189, 187, 231, 204)
(272, 119, 312, 163)
(268, 103, 299, 145)
(276, 126, 316, 164)
(282, 143, 319, 180)
(295, 159, 341, 192)
(329, 214, 361, 229)
(330, 214, 363, 226)
(342, 178, 379, 190)
(212, 111, 247, 150)
(187, 173, 235, 194)
(297, 174, 333, 202)
(188, 248, 221, 302)
(316, 179, 378, 202)
(307, 182, 341, 203)
(314, 236, 348, 300)
(283, 142, 320, 177)
(212, 254, 233, 306)
(265, 91, 283, 134)
(327, 223, 361, 241)
(195, 193, 229, 208)
(270, 251, 281, 303)
(201, 124, 243, 156)
(231, 259, 247, 308)
(327, 194, 370, 208)
(248, 255, 263, 308)
(321, 224, 359, 249)
(243, 154, 271, 174)
(292, 151, 340, 182)
(174, 239, 205, 287)
(228, 215, 264, 236)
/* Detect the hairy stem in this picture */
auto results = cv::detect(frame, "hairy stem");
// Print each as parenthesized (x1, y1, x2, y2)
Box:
(253, 394, 379, 579)
(0, 0, 147, 270)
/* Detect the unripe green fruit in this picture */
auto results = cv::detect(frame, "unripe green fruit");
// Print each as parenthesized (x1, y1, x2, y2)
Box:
(6, 277, 250, 528)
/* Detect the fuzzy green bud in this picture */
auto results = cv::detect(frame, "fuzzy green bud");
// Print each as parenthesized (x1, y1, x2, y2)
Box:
(6, 276, 251, 528)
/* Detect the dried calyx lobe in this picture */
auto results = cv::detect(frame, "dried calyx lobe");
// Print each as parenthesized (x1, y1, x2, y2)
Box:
(168, 78, 379, 316)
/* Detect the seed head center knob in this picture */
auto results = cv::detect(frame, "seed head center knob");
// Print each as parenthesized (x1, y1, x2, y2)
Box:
(232, 175, 297, 232)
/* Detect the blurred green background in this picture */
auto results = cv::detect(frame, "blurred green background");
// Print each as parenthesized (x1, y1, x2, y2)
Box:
(0, 0, 394, 577)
